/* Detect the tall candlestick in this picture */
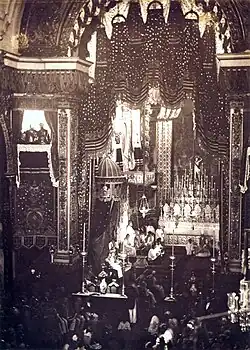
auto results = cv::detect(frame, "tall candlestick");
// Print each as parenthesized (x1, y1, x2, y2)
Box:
(83, 223, 86, 253)
(213, 230, 215, 258)
(172, 229, 175, 256)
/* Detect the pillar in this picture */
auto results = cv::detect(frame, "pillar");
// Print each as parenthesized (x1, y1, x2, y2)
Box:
(228, 101, 244, 260)
(56, 104, 79, 257)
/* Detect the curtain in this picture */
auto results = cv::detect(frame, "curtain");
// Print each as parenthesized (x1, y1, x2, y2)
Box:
(44, 111, 59, 180)
(13, 110, 24, 143)
(88, 200, 120, 274)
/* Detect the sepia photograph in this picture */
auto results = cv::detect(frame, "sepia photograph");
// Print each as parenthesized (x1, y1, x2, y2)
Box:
(0, 0, 250, 349)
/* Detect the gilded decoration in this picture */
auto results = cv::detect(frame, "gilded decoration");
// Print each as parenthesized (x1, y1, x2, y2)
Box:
(14, 179, 56, 243)
(0, 91, 15, 175)
(69, 106, 79, 248)
(156, 120, 172, 202)
(228, 103, 244, 260)
(1, 68, 89, 95)
(57, 109, 69, 251)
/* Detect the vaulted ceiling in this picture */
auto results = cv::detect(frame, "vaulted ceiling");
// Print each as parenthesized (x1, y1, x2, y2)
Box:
(0, 0, 249, 56)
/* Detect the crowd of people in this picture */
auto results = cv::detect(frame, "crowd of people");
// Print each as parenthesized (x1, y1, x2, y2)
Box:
(0, 221, 248, 349)
(1, 252, 249, 350)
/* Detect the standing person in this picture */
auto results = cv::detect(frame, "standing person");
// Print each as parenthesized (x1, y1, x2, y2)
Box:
(125, 280, 139, 325)
(37, 123, 50, 144)
(155, 226, 164, 243)
(126, 221, 136, 246)
(185, 239, 194, 256)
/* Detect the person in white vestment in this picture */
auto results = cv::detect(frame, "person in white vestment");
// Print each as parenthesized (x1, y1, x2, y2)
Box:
(126, 221, 136, 246)
(106, 251, 123, 279)
(185, 239, 194, 256)
(123, 234, 136, 257)
(155, 226, 164, 242)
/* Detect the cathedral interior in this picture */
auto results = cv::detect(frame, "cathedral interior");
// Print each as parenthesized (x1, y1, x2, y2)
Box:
(0, 0, 250, 348)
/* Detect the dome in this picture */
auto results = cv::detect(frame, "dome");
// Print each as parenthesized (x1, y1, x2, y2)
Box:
(96, 157, 125, 183)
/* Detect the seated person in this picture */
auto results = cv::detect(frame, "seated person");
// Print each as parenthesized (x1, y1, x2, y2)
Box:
(134, 230, 141, 250)
(105, 251, 123, 279)
(123, 234, 136, 257)
(147, 243, 163, 264)
(155, 238, 164, 254)
(146, 223, 156, 235)
(145, 231, 155, 249)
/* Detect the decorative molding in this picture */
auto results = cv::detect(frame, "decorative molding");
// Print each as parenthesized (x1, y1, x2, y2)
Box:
(217, 51, 250, 68)
(156, 120, 172, 202)
(13, 235, 57, 250)
(57, 108, 69, 252)
(14, 179, 57, 238)
(3, 53, 92, 73)
(2, 68, 89, 95)
(16, 144, 58, 188)
(69, 106, 79, 248)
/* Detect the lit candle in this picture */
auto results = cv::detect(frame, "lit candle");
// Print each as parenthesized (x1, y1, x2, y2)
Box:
(213, 230, 215, 257)
(172, 229, 174, 256)
(83, 223, 86, 253)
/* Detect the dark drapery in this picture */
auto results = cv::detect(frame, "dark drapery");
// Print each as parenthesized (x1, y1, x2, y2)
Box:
(88, 199, 120, 274)
(12, 110, 24, 143)
(44, 110, 58, 180)
(195, 25, 229, 158)
(81, 1, 229, 160)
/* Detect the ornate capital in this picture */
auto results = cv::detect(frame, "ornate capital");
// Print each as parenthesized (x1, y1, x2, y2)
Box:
(230, 101, 244, 110)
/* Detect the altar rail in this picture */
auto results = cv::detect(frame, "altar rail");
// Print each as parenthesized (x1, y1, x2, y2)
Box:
(165, 233, 215, 246)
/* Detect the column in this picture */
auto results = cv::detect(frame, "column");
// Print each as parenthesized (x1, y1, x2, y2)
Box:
(57, 106, 79, 253)
(156, 120, 173, 203)
(228, 101, 244, 260)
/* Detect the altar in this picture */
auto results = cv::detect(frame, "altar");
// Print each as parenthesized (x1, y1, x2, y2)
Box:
(164, 221, 219, 246)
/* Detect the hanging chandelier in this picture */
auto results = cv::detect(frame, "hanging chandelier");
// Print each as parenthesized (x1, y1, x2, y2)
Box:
(138, 106, 150, 218)
(139, 194, 150, 218)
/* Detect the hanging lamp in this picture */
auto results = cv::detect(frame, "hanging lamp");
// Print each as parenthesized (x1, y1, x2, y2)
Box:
(139, 107, 150, 218)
